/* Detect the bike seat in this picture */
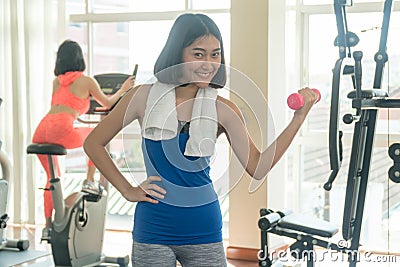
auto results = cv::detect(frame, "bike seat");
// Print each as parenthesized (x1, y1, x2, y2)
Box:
(27, 143, 67, 156)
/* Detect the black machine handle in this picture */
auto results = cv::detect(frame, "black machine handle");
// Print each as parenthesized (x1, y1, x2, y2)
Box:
(353, 50, 363, 98)
(373, 0, 392, 89)
(326, 0, 359, 191)
(132, 64, 139, 77)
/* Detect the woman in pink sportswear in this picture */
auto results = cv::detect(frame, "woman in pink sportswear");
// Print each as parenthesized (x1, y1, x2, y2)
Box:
(32, 40, 135, 239)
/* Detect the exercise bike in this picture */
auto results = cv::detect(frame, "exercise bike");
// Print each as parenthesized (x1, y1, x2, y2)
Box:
(26, 72, 135, 267)
(0, 97, 30, 251)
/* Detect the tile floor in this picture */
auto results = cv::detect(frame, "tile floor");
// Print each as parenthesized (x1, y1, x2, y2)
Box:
(2, 224, 258, 267)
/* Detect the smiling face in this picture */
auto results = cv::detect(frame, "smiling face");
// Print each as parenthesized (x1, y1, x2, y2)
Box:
(180, 34, 222, 89)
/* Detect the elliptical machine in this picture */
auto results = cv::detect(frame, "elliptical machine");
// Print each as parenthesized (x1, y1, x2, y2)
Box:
(25, 72, 134, 266)
(0, 98, 30, 251)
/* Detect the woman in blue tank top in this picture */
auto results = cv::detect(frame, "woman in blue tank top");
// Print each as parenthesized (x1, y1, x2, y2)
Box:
(84, 13, 318, 267)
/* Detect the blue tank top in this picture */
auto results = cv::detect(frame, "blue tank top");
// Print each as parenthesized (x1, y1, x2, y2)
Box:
(133, 124, 222, 245)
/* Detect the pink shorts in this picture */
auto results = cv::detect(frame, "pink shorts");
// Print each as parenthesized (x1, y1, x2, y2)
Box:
(32, 113, 92, 149)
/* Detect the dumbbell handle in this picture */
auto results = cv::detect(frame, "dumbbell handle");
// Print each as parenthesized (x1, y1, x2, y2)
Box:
(287, 88, 321, 110)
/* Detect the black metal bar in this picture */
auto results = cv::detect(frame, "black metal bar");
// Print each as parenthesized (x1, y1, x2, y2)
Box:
(259, 208, 273, 267)
(350, 111, 377, 267)
(373, 0, 393, 89)
(342, 111, 364, 240)
(353, 51, 363, 98)
(326, 59, 343, 191)
(334, 1, 348, 59)
(259, 229, 272, 267)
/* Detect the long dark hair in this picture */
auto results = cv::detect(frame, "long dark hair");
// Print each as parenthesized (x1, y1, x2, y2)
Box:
(54, 40, 86, 76)
(154, 13, 226, 88)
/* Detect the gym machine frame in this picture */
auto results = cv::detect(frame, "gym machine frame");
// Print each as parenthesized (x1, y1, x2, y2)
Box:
(0, 98, 30, 252)
(258, 0, 398, 266)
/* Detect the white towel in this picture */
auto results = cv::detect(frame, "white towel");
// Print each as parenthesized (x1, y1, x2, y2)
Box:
(142, 82, 178, 140)
(142, 81, 218, 157)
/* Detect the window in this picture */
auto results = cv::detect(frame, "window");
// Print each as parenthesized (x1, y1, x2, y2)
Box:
(287, 0, 400, 252)
(92, 0, 186, 13)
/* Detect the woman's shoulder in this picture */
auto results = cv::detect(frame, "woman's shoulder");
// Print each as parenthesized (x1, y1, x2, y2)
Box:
(129, 83, 152, 95)
(137, 83, 153, 91)
(216, 95, 244, 122)
(216, 95, 240, 112)
(52, 78, 60, 93)
(74, 75, 101, 91)
(118, 83, 152, 118)
(78, 74, 95, 84)
(123, 83, 152, 103)
(52, 77, 59, 86)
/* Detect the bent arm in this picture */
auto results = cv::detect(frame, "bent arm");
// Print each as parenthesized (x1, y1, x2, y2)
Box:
(83, 86, 139, 196)
(88, 76, 135, 109)
(219, 88, 317, 180)
(84, 84, 164, 203)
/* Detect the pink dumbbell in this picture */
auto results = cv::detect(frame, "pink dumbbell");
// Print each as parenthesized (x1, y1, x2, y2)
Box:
(287, 88, 321, 110)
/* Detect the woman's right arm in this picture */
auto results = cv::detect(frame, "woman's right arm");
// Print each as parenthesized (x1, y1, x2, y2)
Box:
(83, 85, 166, 203)
(87, 76, 135, 109)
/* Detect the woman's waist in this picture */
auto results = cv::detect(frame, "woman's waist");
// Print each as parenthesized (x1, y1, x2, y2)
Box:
(136, 200, 221, 217)
(147, 176, 218, 207)
(50, 95, 89, 115)
(48, 105, 80, 117)
(146, 166, 213, 187)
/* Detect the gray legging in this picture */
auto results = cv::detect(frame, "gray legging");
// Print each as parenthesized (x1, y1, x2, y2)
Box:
(132, 241, 227, 267)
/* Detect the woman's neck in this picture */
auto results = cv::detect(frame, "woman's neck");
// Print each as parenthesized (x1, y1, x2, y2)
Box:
(175, 84, 199, 99)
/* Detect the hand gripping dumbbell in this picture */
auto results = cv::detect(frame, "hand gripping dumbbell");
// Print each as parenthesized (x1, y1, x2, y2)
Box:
(287, 88, 321, 110)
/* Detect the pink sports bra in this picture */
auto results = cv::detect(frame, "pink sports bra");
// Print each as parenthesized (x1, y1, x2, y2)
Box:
(51, 71, 90, 115)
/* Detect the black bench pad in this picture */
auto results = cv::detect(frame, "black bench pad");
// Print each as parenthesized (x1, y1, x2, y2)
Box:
(278, 213, 338, 238)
